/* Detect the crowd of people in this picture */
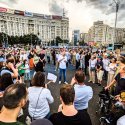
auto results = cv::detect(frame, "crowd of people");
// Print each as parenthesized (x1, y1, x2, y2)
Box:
(0, 46, 125, 125)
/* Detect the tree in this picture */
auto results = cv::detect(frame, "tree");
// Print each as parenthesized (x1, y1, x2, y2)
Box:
(79, 39, 84, 46)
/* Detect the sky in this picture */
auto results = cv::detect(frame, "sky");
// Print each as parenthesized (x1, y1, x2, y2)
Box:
(0, 0, 125, 39)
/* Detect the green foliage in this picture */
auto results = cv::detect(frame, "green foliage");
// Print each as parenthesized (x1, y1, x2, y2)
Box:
(79, 39, 84, 46)
(55, 36, 69, 46)
(0, 32, 39, 45)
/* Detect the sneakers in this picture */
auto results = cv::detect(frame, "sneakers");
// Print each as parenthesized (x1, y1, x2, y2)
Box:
(59, 81, 68, 84)
(64, 81, 68, 84)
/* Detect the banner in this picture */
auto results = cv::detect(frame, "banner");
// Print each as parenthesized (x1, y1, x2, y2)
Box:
(24, 11, 33, 17)
(44, 15, 52, 19)
(33, 13, 44, 18)
(0, 7, 7, 13)
(6, 8, 14, 14)
(14, 10, 24, 16)
(52, 15, 62, 20)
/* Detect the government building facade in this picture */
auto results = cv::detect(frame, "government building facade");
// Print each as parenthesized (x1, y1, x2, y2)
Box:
(0, 7, 69, 46)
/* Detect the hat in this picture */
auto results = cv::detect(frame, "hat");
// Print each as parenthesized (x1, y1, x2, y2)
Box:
(31, 119, 53, 125)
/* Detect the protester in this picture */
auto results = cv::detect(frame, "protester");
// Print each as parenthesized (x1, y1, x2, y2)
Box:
(0, 58, 18, 83)
(75, 50, 80, 69)
(107, 58, 117, 85)
(96, 56, 104, 86)
(105, 67, 125, 95)
(103, 53, 110, 80)
(49, 84, 92, 125)
(71, 69, 93, 111)
(28, 72, 54, 120)
(58, 50, 68, 84)
(28, 49, 35, 79)
(88, 56, 97, 84)
(0, 84, 27, 125)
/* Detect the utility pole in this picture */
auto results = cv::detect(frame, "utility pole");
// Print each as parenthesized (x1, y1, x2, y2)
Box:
(112, 0, 120, 50)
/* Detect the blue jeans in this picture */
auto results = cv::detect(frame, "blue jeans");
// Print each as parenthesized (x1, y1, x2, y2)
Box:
(59, 68, 66, 82)
(30, 69, 35, 80)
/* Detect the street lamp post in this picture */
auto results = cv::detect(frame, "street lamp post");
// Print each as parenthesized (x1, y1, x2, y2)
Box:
(31, 34, 32, 46)
(112, 0, 120, 50)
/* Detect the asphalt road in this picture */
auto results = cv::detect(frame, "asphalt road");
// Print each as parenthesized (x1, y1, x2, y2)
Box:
(45, 63, 105, 125)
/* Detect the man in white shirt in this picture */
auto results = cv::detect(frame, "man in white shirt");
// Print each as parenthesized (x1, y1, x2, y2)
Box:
(102, 53, 110, 80)
(20, 50, 27, 61)
(76, 50, 80, 69)
(58, 50, 68, 84)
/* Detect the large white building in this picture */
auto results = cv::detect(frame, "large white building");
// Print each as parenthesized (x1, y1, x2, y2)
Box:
(0, 7, 69, 45)
(88, 21, 125, 46)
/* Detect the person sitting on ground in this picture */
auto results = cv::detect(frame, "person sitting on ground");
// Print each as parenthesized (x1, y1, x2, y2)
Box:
(49, 84, 92, 125)
(71, 69, 93, 111)
(0, 84, 28, 125)
(28, 71, 54, 120)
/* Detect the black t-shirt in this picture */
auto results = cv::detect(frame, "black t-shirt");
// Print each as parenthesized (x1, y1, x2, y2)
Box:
(49, 110, 92, 125)
(0, 121, 24, 125)
(35, 61, 44, 72)
(115, 73, 125, 95)
(96, 60, 103, 70)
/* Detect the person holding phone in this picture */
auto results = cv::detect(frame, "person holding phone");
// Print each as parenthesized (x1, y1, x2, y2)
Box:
(58, 50, 68, 84)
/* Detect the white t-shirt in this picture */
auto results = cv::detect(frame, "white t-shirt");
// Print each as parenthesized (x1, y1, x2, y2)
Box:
(108, 63, 117, 74)
(103, 58, 110, 71)
(89, 59, 97, 68)
(56, 54, 59, 61)
(20, 54, 27, 60)
(25, 64, 30, 73)
(58, 54, 67, 69)
(117, 115, 125, 125)
(28, 87, 54, 119)
(76, 53, 80, 61)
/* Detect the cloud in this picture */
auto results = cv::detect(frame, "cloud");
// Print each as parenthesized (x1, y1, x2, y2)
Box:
(49, 0, 63, 15)
(0, 0, 18, 7)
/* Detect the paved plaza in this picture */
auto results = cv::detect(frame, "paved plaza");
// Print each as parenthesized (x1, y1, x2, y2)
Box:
(45, 63, 104, 125)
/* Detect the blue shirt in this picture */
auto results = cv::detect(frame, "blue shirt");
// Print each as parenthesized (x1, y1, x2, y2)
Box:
(74, 84, 93, 110)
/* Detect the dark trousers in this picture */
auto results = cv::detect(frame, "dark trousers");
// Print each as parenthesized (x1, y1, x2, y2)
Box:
(53, 58, 56, 65)
(76, 60, 80, 69)
(47, 56, 50, 63)
(104, 70, 108, 80)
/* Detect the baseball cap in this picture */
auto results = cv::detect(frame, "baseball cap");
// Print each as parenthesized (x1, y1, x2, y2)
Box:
(31, 119, 53, 125)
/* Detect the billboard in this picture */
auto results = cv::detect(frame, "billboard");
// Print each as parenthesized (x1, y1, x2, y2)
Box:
(52, 15, 62, 20)
(6, 8, 14, 14)
(0, 7, 7, 13)
(14, 10, 24, 16)
(33, 13, 44, 18)
(24, 11, 33, 17)
(44, 15, 52, 19)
